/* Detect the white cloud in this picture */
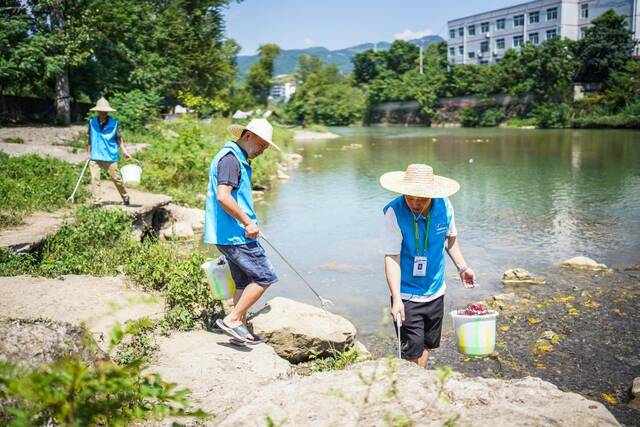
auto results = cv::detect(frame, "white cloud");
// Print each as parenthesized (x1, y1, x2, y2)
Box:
(303, 38, 315, 46)
(393, 29, 434, 41)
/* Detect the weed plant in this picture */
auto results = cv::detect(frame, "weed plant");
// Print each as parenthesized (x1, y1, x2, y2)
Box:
(0, 153, 89, 228)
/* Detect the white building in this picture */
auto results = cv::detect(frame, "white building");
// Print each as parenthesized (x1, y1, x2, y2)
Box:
(269, 75, 297, 102)
(447, 0, 640, 65)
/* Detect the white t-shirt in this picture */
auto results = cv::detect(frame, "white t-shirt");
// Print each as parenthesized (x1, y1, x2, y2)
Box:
(383, 205, 457, 302)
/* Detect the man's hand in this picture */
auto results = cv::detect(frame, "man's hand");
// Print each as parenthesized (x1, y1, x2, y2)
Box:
(124, 153, 133, 161)
(244, 221, 260, 240)
(460, 267, 477, 289)
(391, 298, 405, 323)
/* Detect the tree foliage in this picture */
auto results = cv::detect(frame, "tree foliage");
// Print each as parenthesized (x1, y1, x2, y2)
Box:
(245, 43, 281, 105)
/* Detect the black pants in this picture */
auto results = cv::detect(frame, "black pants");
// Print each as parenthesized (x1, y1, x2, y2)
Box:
(392, 295, 444, 360)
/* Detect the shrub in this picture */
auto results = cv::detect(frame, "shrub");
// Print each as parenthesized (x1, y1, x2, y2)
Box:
(110, 90, 161, 131)
(533, 103, 569, 128)
(461, 108, 480, 127)
(479, 108, 506, 127)
(0, 153, 89, 228)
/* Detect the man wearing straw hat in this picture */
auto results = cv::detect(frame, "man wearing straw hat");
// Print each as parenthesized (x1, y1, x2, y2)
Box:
(204, 118, 281, 344)
(87, 97, 133, 205)
(380, 164, 477, 368)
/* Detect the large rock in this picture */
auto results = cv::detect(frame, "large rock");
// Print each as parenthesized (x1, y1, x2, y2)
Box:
(561, 256, 609, 271)
(0, 318, 106, 368)
(147, 330, 290, 417)
(218, 360, 619, 426)
(249, 297, 357, 363)
(160, 221, 194, 240)
(501, 268, 545, 285)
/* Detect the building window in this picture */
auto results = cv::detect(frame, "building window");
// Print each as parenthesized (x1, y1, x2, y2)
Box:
(496, 18, 505, 30)
(459, 45, 464, 55)
(496, 38, 505, 49)
(546, 29, 557, 40)
(481, 22, 490, 33)
(581, 3, 589, 19)
(449, 47, 455, 56)
(468, 51, 476, 59)
(513, 35, 524, 47)
(514, 14, 524, 27)
(458, 27, 464, 37)
(468, 25, 476, 36)
(480, 59, 489, 65)
(528, 32, 539, 45)
(547, 7, 558, 20)
(480, 41, 489, 53)
(450, 29, 456, 38)
(529, 11, 540, 24)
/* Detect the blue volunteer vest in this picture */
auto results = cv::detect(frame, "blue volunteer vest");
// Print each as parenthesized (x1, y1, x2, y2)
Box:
(203, 141, 257, 245)
(89, 116, 120, 162)
(383, 196, 453, 297)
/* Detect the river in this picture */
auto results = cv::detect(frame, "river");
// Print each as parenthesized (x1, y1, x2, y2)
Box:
(251, 127, 640, 336)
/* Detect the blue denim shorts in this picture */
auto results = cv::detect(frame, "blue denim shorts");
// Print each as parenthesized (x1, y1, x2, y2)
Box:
(216, 242, 278, 289)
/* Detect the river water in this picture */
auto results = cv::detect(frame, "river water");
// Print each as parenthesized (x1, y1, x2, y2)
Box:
(250, 127, 640, 336)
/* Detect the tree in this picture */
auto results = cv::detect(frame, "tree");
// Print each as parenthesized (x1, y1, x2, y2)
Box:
(245, 43, 281, 105)
(575, 9, 636, 83)
(295, 54, 323, 84)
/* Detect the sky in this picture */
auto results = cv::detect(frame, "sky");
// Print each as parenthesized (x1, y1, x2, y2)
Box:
(225, 0, 528, 55)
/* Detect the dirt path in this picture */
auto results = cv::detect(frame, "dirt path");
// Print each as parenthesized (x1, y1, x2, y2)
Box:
(0, 275, 164, 351)
(0, 125, 146, 164)
(0, 183, 172, 252)
(368, 267, 640, 426)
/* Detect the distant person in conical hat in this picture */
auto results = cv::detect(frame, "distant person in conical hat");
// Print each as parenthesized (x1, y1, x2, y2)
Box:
(87, 97, 133, 205)
(380, 164, 477, 368)
(203, 119, 282, 345)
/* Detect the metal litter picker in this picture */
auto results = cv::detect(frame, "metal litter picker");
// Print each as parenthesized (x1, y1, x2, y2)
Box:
(67, 159, 90, 203)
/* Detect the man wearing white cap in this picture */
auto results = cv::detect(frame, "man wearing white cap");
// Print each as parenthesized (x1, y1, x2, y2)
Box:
(87, 97, 133, 205)
(380, 164, 476, 368)
(204, 119, 281, 344)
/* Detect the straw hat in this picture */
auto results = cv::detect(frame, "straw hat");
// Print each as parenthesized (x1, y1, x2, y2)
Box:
(228, 118, 281, 152)
(380, 164, 460, 198)
(90, 97, 116, 112)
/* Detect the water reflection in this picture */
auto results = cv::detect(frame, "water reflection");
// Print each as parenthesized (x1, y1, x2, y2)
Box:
(251, 127, 640, 335)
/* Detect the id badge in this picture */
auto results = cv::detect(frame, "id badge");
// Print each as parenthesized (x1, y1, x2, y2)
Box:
(413, 256, 427, 277)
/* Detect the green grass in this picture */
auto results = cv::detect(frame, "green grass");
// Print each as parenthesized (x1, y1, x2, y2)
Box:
(504, 117, 538, 128)
(127, 117, 293, 207)
(2, 137, 24, 144)
(0, 152, 89, 228)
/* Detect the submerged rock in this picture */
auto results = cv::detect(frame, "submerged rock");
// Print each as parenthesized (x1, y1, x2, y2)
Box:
(219, 360, 619, 426)
(633, 377, 640, 397)
(561, 256, 608, 271)
(249, 297, 357, 363)
(502, 268, 546, 285)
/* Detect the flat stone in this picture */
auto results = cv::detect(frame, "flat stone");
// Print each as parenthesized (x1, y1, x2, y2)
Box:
(561, 256, 608, 271)
(147, 330, 291, 417)
(0, 275, 164, 352)
(162, 203, 205, 232)
(493, 293, 516, 302)
(218, 360, 619, 426)
(502, 268, 545, 285)
(250, 297, 357, 363)
(0, 210, 70, 252)
(98, 185, 172, 219)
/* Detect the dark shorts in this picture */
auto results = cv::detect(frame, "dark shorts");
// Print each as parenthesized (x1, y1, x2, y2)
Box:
(216, 242, 278, 289)
(392, 295, 445, 360)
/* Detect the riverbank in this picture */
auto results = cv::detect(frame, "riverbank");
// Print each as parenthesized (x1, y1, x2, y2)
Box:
(293, 129, 340, 141)
(367, 263, 640, 426)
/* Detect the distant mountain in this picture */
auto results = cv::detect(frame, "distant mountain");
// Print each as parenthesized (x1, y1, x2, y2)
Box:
(236, 35, 444, 81)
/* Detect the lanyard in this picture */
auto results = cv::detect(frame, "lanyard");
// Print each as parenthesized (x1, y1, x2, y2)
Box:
(411, 210, 430, 256)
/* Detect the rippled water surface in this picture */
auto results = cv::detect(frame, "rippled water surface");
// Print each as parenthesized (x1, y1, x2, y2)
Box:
(250, 127, 640, 335)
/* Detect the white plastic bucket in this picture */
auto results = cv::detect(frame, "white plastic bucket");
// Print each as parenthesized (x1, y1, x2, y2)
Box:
(121, 164, 142, 186)
(201, 257, 236, 300)
(450, 310, 498, 356)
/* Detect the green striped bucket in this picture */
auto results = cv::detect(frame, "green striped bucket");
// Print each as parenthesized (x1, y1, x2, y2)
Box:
(202, 257, 236, 300)
(450, 310, 498, 356)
